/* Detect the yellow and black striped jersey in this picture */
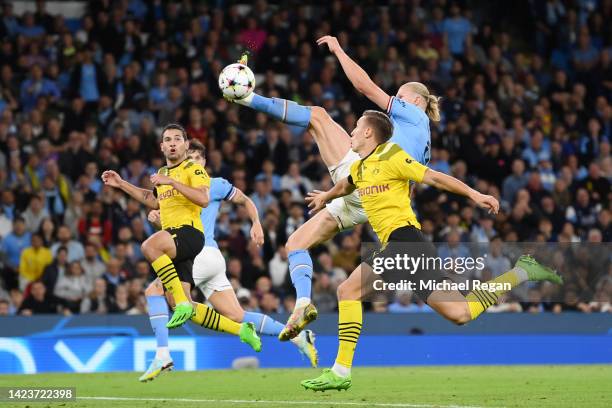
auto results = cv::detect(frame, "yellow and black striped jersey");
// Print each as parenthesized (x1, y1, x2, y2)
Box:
(349, 142, 428, 244)
(155, 159, 210, 232)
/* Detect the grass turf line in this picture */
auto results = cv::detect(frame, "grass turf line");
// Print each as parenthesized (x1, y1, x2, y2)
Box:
(0, 366, 610, 408)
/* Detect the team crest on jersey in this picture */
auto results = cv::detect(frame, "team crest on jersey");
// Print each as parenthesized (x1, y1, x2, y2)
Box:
(372, 167, 380, 175)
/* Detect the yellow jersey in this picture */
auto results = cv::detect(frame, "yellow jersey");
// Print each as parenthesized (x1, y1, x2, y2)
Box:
(349, 142, 428, 244)
(19, 247, 52, 282)
(155, 159, 210, 232)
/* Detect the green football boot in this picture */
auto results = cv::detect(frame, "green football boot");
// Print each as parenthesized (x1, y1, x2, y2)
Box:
(166, 302, 194, 329)
(301, 368, 351, 392)
(239, 322, 262, 352)
(515, 255, 563, 284)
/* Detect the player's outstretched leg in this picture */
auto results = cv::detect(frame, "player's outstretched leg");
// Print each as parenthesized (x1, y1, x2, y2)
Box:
(464, 255, 562, 320)
(139, 280, 173, 382)
(230, 55, 350, 169)
(429, 255, 563, 324)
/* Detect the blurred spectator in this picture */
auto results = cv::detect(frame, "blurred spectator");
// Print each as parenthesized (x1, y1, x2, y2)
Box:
(312, 272, 337, 312)
(566, 188, 601, 233)
(54, 261, 90, 313)
(483, 237, 512, 278)
(18, 281, 62, 315)
(19, 64, 60, 112)
(42, 245, 68, 293)
(278, 202, 305, 243)
(280, 162, 314, 201)
(332, 235, 360, 274)
(502, 159, 528, 205)
(18, 233, 52, 290)
(317, 252, 347, 287)
(442, 4, 472, 56)
(250, 176, 277, 217)
(69, 48, 103, 105)
(389, 291, 433, 313)
(109, 284, 131, 314)
(80, 278, 111, 314)
(103, 258, 127, 298)
(51, 225, 85, 262)
(1, 217, 31, 289)
(81, 242, 106, 285)
(268, 246, 288, 289)
(0, 298, 9, 316)
(22, 194, 48, 233)
(259, 292, 281, 314)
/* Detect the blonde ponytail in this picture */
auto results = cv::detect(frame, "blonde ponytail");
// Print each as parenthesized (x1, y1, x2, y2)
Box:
(403, 82, 442, 123)
(425, 94, 442, 122)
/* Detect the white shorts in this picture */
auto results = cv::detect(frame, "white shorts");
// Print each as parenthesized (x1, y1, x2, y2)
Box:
(192, 246, 232, 299)
(326, 150, 367, 231)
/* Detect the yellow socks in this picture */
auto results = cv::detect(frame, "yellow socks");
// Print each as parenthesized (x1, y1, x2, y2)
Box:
(334, 300, 362, 370)
(466, 268, 525, 320)
(191, 303, 241, 335)
(152, 254, 188, 304)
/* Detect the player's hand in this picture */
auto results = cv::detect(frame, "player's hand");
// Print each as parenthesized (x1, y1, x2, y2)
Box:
(305, 190, 328, 215)
(316, 35, 343, 55)
(250, 221, 264, 247)
(472, 193, 500, 215)
(101, 170, 123, 188)
(148, 210, 161, 224)
(150, 174, 174, 186)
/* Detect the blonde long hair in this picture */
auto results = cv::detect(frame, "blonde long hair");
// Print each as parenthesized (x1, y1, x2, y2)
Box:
(403, 82, 442, 122)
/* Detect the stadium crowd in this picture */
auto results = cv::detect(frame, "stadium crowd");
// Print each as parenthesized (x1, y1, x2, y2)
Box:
(0, 0, 610, 318)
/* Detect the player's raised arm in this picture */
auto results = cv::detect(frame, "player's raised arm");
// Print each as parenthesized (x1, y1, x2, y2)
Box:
(317, 35, 390, 110)
(230, 188, 264, 246)
(102, 170, 159, 209)
(306, 177, 356, 215)
(421, 169, 499, 214)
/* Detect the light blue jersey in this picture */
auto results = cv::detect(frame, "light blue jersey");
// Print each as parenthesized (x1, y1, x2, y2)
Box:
(201, 177, 237, 249)
(387, 96, 431, 165)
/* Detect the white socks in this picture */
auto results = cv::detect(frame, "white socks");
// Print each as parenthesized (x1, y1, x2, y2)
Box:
(155, 346, 171, 361)
(295, 297, 311, 308)
(332, 362, 350, 378)
(513, 266, 529, 283)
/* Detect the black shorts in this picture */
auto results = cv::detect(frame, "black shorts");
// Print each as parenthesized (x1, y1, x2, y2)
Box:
(364, 225, 447, 303)
(175, 259, 195, 287)
(167, 225, 204, 263)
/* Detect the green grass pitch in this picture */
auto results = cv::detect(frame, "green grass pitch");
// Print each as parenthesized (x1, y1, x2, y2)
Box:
(1, 365, 610, 407)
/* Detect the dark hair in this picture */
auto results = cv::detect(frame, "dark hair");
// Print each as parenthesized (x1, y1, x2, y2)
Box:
(362, 110, 394, 143)
(188, 139, 206, 156)
(161, 123, 188, 140)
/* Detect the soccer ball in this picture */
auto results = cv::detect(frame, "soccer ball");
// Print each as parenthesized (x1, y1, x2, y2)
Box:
(218, 63, 256, 100)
